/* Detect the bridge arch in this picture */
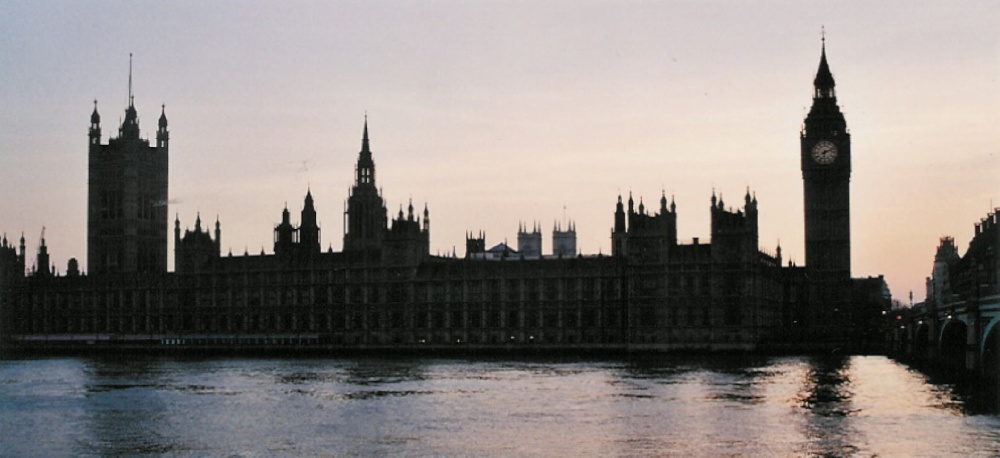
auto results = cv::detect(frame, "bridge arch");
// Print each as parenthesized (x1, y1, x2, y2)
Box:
(983, 318, 999, 378)
(939, 319, 968, 370)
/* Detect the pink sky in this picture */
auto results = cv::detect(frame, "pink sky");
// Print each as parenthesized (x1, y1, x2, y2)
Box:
(1, 1, 998, 303)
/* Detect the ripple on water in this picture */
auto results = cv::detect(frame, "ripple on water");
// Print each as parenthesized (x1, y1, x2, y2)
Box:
(0, 355, 997, 456)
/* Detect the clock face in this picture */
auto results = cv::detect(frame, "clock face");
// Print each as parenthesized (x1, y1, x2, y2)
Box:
(811, 141, 838, 165)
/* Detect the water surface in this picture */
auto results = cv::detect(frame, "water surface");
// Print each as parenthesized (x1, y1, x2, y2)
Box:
(1, 355, 997, 456)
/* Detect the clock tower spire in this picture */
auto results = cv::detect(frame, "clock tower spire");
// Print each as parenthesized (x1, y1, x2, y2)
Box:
(801, 35, 852, 332)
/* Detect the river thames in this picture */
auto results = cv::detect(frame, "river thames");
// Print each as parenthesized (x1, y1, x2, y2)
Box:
(1, 354, 997, 456)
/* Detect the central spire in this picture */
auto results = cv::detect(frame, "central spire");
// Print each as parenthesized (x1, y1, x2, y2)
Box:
(355, 115, 376, 187)
(119, 54, 140, 139)
(128, 53, 134, 107)
(813, 33, 836, 98)
(361, 114, 370, 153)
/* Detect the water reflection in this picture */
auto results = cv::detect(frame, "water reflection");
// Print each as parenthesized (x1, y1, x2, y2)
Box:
(340, 358, 430, 386)
(80, 357, 186, 455)
(1, 355, 998, 456)
(796, 355, 864, 456)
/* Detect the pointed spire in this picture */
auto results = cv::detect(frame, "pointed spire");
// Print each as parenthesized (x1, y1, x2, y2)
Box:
(361, 113, 370, 153)
(814, 29, 835, 94)
(304, 187, 314, 209)
(128, 53, 134, 107)
(354, 115, 376, 187)
(91, 99, 100, 124)
(158, 104, 167, 128)
(120, 54, 140, 139)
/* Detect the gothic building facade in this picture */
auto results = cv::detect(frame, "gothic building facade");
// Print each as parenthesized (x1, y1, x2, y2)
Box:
(0, 44, 889, 352)
(87, 93, 169, 275)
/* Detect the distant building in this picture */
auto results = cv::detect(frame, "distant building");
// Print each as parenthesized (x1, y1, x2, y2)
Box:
(517, 223, 541, 259)
(925, 212, 1000, 307)
(552, 221, 576, 258)
(0, 42, 889, 352)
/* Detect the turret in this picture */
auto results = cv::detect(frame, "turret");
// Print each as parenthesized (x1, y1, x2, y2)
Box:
(299, 189, 320, 254)
(614, 194, 625, 233)
(275, 204, 295, 256)
(89, 100, 101, 147)
(19, 233, 25, 272)
(214, 217, 221, 254)
(612, 195, 627, 257)
(423, 203, 430, 232)
(35, 230, 51, 277)
(174, 214, 181, 246)
(156, 104, 169, 148)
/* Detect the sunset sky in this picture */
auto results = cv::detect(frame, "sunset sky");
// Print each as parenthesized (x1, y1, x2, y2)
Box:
(1, 1, 997, 303)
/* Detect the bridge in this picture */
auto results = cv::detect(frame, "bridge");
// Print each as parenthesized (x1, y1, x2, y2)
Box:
(891, 293, 1000, 378)
(887, 208, 1000, 382)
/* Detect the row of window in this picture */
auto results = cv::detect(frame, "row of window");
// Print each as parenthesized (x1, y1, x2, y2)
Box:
(22, 304, 766, 335)
(24, 308, 624, 334)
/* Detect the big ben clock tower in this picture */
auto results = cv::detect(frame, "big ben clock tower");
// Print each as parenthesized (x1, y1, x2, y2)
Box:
(802, 38, 851, 277)
(801, 38, 851, 331)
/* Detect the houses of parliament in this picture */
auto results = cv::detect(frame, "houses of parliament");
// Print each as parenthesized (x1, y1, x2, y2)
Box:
(0, 44, 890, 353)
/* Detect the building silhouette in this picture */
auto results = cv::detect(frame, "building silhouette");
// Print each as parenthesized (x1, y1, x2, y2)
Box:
(0, 43, 890, 352)
(87, 59, 169, 275)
